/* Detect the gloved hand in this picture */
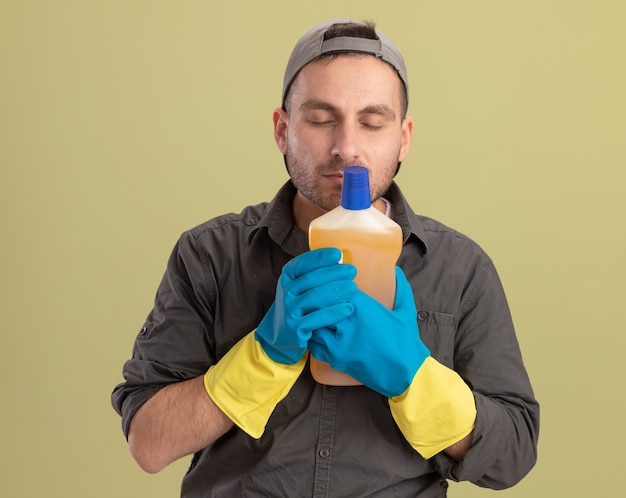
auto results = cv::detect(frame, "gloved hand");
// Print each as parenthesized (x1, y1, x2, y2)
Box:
(204, 248, 357, 438)
(255, 247, 357, 364)
(309, 266, 429, 397)
(309, 265, 476, 458)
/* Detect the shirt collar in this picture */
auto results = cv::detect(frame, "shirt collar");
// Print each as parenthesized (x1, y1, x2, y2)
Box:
(248, 181, 309, 255)
(384, 182, 429, 255)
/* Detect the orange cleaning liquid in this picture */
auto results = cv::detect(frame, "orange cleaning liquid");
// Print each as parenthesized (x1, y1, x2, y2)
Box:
(309, 223, 400, 308)
(308, 199, 402, 386)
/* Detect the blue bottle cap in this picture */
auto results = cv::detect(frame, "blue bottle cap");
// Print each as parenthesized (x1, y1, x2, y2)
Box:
(341, 166, 371, 210)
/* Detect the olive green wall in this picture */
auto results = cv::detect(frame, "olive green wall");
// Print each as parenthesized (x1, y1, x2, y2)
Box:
(2, 1, 624, 496)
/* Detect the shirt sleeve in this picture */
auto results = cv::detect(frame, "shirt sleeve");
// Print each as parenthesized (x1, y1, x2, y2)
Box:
(111, 230, 217, 438)
(432, 258, 540, 488)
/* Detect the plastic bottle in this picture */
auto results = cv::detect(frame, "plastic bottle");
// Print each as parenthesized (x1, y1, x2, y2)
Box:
(308, 166, 403, 385)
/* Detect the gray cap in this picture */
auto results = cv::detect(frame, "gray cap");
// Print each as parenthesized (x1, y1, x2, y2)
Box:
(282, 19, 409, 107)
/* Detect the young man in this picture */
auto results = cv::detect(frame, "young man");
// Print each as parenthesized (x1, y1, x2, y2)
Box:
(112, 19, 539, 497)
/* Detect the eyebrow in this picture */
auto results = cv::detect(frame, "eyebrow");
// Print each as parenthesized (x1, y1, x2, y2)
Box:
(299, 100, 335, 112)
(360, 104, 396, 121)
(299, 100, 397, 121)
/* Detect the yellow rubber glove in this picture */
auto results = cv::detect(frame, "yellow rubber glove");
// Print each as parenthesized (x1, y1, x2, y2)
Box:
(205, 248, 357, 438)
(204, 332, 307, 438)
(389, 356, 477, 459)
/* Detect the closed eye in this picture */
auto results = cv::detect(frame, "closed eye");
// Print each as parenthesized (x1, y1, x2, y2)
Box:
(360, 119, 386, 130)
(308, 117, 335, 126)
(306, 110, 337, 127)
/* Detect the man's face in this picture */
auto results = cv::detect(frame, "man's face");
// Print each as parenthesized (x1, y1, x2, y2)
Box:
(274, 54, 413, 216)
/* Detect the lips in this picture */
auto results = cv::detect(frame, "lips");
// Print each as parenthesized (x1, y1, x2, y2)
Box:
(322, 171, 344, 186)
(322, 164, 366, 185)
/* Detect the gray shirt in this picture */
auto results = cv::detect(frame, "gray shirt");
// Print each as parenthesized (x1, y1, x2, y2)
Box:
(112, 180, 539, 497)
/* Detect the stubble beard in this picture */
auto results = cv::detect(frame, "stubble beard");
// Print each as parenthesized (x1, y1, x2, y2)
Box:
(285, 148, 400, 213)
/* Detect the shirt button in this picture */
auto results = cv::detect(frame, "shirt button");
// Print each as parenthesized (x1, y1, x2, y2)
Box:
(417, 311, 428, 321)
(319, 449, 330, 458)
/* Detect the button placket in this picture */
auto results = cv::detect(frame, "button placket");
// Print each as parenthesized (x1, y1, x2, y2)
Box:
(312, 386, 338, 497)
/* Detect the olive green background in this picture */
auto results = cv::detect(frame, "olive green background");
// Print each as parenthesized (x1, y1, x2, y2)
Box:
(2, 1, 624, 496)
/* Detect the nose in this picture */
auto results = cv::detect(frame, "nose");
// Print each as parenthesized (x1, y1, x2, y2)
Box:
(331, 122, 361, 164)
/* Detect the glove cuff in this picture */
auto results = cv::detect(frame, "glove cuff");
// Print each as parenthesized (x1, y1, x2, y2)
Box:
(204, 332, 307, 438)
(389, 356, 476, 459)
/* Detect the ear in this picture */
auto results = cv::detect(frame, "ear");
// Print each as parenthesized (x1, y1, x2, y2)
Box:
(398, 116, 414, 162)
(273, 108, 289, 155)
